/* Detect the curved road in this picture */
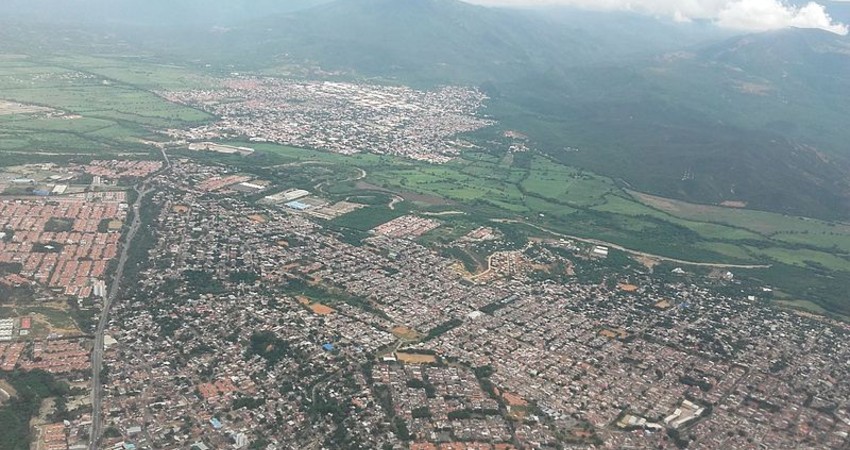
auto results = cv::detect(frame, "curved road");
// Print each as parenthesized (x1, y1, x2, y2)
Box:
(493, 219, 772, 270)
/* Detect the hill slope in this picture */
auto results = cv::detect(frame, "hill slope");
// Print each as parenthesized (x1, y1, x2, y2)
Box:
(163, 0, 588, 84)
(2, 0, 850, 218)
(492, 27, 850, 219)
(134, 0, 729, 85)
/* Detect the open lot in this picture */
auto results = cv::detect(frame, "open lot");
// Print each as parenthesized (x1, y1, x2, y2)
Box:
(0, 100, 54, 116)
(395, 352, 437, 364)
(309, 303, 335, 315)
(0, 379, 17, 401)
(391, 326, 422, 341)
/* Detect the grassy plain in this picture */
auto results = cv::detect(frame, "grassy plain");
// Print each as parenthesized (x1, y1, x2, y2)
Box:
(253, 141, 850, 316)
(2, 53, 850, 316)
(0, 55, 212, 165)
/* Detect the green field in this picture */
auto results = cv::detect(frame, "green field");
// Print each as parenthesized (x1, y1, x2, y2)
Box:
(252, 141, 850, 316)
(635, 191, 850, 239)
(0, 55, 212, 164)
(329, 206, 405, 231)
(2, 53, 850, 317)
(254, 143, 850, 265)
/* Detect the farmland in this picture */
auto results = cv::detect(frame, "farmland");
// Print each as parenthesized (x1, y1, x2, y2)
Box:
(0, 55, 212, 164)
(254, 141, 850, 315)
(1, 53, 850, 316)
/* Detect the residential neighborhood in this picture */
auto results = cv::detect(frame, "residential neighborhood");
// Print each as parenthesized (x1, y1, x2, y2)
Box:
(1, 157, 850, 449)
(162, 78, 493, 163)
(89, 159, 850, 449)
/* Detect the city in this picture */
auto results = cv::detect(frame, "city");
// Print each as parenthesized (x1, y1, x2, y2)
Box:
(2, 1, 850, 448)
(25, 157, 842, 449)
(162, 78, 493, 163)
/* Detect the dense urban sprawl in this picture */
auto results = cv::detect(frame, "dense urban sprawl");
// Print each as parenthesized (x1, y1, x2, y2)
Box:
(89, 160, 850, 450)
(162, 78, 493, 163)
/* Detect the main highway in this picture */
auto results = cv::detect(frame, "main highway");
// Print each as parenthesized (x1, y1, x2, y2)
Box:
(89, 149, 170, 449)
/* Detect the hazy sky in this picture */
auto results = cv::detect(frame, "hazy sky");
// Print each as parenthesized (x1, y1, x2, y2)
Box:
(464, 0, 849, 35)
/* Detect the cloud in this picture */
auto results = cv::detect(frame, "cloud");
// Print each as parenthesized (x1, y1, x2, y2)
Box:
(464, 0, 849, 35)
(717, 0, 849, 34)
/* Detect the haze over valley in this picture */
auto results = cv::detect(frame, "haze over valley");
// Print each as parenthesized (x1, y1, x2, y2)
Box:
(1, 1, 850, 449)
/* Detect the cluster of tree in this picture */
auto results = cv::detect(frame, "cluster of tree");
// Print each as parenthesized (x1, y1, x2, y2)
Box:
(679, 375, 713, 392)
(43, 218, 73, 233)
(282, 278, 387, 319)
(246, 331, 295, 366)
(228, 270, 260, 284)
(411, 406, 431, 419)
(405, 378, 437, 398)
(442, 246, 481, 274)
(232, 396, 266, 410)
(183, 269, 225, 295)
(446, 408, 500, 420)
(122, 194, 162, 287)
(424, 318, 463, 341)
(0, 371, 70, 450)
(393, 417, 411, 441)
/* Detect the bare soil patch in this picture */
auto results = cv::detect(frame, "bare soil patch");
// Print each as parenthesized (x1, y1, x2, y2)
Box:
(395, 352, 437, 364)
(309, 303, 335, 315)
(391, 326, 422, 341)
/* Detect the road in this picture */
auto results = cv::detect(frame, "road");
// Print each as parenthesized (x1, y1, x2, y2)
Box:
(493, 219, 772, 270)
(469, 243, 532, 281)
(314, 165, 367, 195)
(89, 184, 149, 449)
(386, 194, 404, 210)
(90, 150, 170, 449)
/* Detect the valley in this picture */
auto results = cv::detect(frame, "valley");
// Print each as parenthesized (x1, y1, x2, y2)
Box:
(2, 2, 850, 447)
(1, 52, 850, 318)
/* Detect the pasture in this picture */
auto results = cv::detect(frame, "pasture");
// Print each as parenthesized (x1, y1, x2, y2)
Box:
(2, 53, 849, 316)
(0, 55, 212, 163)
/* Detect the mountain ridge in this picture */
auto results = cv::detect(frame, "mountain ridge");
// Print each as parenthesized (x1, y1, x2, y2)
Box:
(2, 0, 849, 218)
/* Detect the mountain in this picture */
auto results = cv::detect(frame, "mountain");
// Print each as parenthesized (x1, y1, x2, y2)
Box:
(237, 0, 572, 84)
(2, 0, 849, 218)
(490, 27, 850, 219)
(704, 28, 850, 76)
(112, 0, 729, 86)
(696, 30, 850, 147)
(254, 0, 732, 82)
(157, 0, 592, 85)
